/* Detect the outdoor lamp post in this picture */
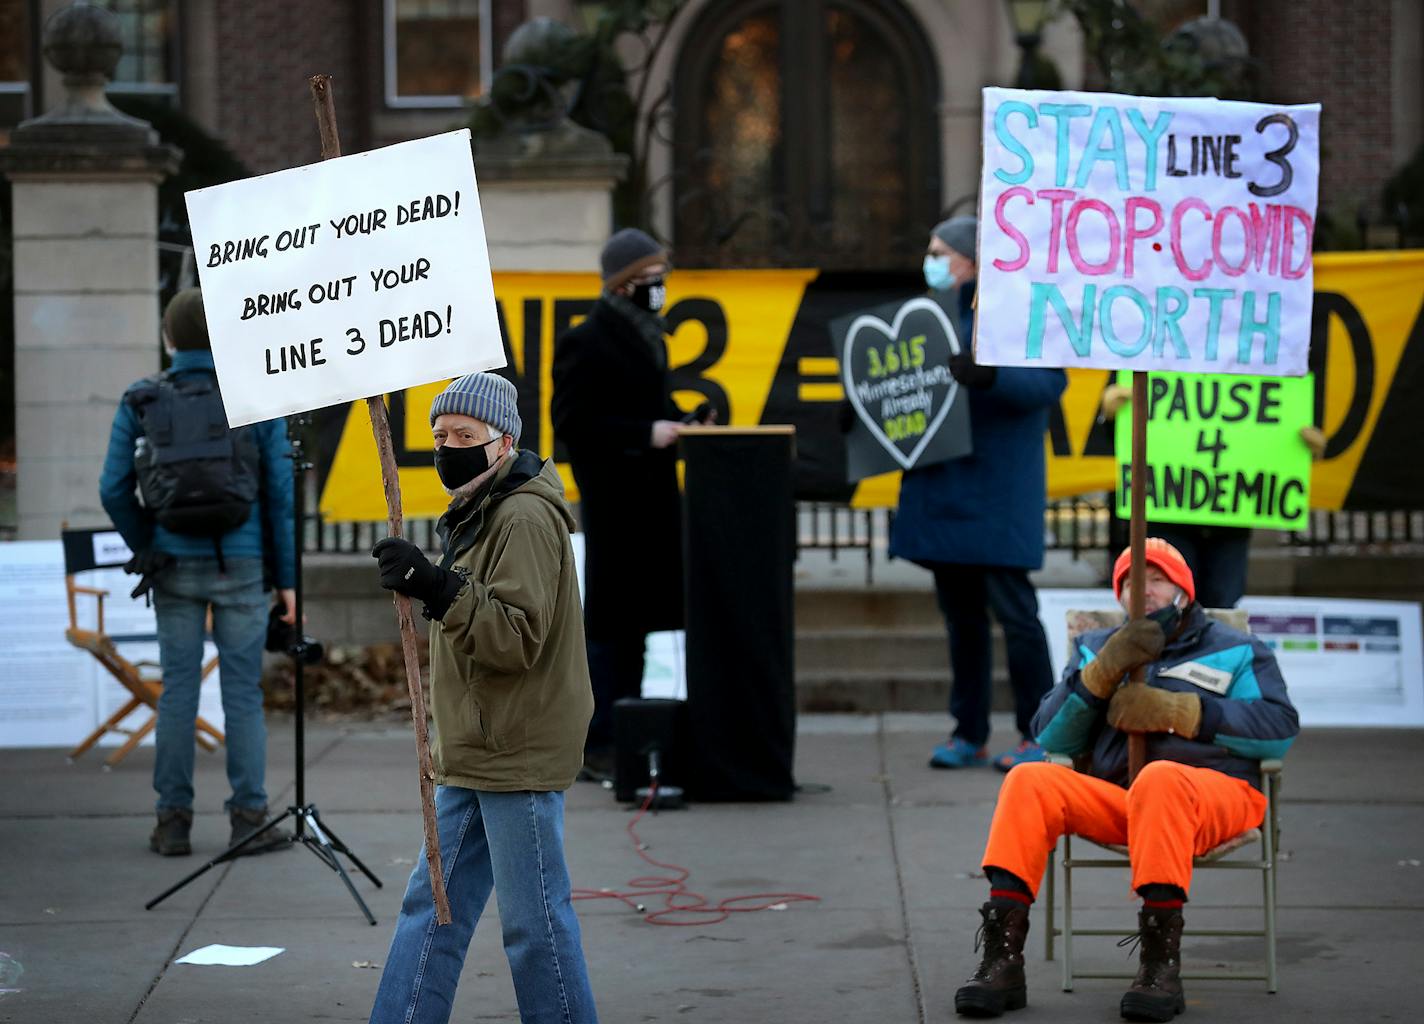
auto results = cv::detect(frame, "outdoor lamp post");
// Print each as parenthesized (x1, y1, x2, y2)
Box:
(1003, 0, 1054, 89)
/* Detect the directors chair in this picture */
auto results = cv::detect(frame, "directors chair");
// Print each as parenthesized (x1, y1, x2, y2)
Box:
(60, 528, 223, 769)
(1042, 608, 1282, 993)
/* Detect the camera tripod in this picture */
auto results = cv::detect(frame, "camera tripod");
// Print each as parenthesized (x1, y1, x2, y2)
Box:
(146, 414, 383, 924)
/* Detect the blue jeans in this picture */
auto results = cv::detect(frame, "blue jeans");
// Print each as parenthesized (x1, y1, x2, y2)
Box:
(152, 557, 269, 812)
(930, 564, 1054, 746)
(370, 786, 598, 1024)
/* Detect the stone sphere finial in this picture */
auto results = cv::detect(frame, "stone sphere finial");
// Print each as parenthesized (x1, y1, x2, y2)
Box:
(42, 2, 124, 84)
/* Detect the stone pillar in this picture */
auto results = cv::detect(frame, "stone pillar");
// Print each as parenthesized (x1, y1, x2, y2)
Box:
(0, 4, 180, 539)
(476, 120, 628, 272)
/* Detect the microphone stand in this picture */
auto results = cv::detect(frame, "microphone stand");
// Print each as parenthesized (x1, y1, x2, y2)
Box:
(146, 412, 383, 923)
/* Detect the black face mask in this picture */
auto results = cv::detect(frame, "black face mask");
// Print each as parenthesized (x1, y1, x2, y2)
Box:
(434, 439, 497, 491)
(630, 278, 666, 313)
(1147, 593, 1186, 636)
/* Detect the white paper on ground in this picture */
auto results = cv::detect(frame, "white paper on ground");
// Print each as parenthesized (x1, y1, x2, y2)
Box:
(175, 944, 285, 967)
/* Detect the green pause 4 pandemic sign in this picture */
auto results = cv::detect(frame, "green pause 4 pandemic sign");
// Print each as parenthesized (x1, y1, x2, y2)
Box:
(1115, 371, 1314, 530)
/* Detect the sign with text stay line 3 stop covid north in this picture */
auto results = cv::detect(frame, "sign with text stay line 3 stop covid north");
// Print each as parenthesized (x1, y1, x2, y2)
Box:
(976, 88, 1320, 377)
(185, 129, 505, 426)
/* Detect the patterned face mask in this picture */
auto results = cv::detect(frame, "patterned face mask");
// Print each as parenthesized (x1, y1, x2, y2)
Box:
(631, 278, 667, 313)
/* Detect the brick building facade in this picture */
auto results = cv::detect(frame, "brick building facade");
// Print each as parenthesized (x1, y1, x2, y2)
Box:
(2, 0, 1421, 252)
(1228, 0, 1423, 235)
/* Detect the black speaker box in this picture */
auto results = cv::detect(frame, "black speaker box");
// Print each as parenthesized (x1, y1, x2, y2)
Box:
(613, 697, 689, 803)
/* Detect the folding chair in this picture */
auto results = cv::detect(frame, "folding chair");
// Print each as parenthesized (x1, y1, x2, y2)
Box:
(1041, 607, 1282, 993)
(60, 528, 223, 768)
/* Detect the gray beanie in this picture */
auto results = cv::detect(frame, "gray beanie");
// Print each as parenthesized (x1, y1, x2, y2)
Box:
(932, 216, 978, 261)
(429, 372, 522, 445)
(600, 227, 668, 291)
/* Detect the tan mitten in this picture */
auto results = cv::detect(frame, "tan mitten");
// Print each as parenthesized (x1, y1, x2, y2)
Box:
(1107, 685, 1202, 737)
(1081, 619, 1166, 699)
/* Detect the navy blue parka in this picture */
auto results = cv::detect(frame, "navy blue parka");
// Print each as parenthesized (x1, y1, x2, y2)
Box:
(889, 282, 1067, 569)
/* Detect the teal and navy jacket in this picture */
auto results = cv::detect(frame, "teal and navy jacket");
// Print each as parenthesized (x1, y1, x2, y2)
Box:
(1033, 604, 1299, 789)
(98, 350, 297, 588)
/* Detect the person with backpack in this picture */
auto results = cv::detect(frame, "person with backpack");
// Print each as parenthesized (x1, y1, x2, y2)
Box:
(99, 287, 296, 858)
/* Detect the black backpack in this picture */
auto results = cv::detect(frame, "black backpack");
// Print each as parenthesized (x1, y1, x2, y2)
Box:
(125, 370, 261, 539)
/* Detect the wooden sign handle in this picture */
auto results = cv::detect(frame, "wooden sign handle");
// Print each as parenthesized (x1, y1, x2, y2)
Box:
(1126, 370, 1149, 783)
(309, 74, 451, 926)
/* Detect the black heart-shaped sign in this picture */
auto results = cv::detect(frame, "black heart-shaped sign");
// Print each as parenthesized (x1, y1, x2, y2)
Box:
(841, 297, 963, 470)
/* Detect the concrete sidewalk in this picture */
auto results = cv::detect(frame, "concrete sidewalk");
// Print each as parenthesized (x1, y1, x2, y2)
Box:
(1, 712, 1421, 1023)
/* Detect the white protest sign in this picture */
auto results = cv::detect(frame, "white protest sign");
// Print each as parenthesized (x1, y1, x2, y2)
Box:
(0, 541, 225, 750)
(977, 88, 1320, 377)
(186, 129, 504, 427)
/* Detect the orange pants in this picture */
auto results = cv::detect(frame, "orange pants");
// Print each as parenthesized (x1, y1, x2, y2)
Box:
(982, 760, 1267, 898)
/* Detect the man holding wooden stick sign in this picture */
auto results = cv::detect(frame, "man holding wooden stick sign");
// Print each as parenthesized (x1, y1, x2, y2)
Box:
(951, 87, 1318, 1020)
(186, 78, 598, 1022)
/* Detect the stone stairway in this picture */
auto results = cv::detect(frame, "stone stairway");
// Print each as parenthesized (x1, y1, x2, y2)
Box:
(793, 587, 1011, 713)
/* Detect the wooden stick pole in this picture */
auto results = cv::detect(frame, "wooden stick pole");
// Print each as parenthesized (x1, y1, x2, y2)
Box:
(309, 74, 451, 926)
(1126, 370, 1150, 783)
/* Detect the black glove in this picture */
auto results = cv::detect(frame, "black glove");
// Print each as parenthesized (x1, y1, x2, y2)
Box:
(680, 401, 715, 425)
(122, 549, 175, 600)
(372, 538, 463, 620)
(950, 353, 997, 389)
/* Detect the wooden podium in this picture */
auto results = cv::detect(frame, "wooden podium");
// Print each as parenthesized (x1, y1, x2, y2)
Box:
(678, 426, 797, 801)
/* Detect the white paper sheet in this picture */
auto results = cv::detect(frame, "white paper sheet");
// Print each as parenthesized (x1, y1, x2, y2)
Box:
(175, 944, 285, 967)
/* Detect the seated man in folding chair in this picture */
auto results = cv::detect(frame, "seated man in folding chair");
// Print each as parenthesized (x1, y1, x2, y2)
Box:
(955, 538, 1298, 1022)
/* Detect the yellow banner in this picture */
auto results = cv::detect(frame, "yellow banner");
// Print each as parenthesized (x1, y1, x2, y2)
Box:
(318, 253, 1424, 520)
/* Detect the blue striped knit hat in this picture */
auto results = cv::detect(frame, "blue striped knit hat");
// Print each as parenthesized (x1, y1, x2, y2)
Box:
(429, 372, 522, 445)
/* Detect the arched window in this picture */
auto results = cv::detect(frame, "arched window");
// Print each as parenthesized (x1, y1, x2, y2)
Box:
(674, 0, 940, 270)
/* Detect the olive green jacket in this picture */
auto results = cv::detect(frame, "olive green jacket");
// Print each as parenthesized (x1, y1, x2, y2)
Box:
(428, 451, 592, 792)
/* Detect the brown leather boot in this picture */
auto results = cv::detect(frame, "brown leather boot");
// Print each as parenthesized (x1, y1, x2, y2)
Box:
(229, 806, 290, 855)
(1120, 907, 1186, 1021)
(955, 901, 1030, 1017)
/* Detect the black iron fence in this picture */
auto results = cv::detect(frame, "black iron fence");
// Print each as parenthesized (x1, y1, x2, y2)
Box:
(1284, 509, 1424, 550)
(301, 489, 1424, 581)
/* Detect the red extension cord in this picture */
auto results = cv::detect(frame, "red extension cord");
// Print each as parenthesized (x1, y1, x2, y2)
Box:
(571, 783, 821, 926)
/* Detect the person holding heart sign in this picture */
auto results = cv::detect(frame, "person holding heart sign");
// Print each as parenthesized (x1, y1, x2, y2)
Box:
(891, 216, 1068, 774)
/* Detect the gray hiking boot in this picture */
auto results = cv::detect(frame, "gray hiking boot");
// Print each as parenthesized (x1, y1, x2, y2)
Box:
(228, 806, 290, 855)
(150, 808, 193, 856)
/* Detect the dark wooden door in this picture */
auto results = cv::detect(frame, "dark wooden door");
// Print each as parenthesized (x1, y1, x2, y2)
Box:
(674, 0, 941, 270)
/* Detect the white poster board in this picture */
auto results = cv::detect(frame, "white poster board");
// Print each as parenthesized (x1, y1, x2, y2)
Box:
(977, 88, 1320, 376)
(1036, 588, 1424, 728)
(186, 129, 505, 426)
(0, 542, 225, 750)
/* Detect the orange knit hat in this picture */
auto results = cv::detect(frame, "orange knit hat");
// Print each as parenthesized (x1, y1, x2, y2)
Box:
(1111, 538, 1195, 604)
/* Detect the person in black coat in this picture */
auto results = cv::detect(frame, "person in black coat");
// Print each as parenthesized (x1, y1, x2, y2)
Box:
(551, 229, 709, 776)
